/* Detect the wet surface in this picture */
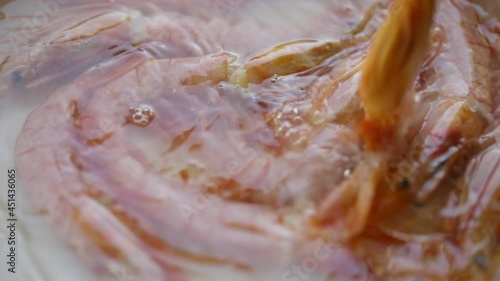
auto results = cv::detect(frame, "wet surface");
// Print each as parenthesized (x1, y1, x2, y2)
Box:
(0, 1, 500, 281)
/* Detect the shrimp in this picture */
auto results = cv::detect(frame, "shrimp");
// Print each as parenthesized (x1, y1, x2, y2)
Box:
(0, 5, 136, 92)
(313, 0, 500, 279)
(0, 2, 228, 93)
(12, 1, 381, 281)
(9, 0, 500, 280)
(315, 0, 438, 235)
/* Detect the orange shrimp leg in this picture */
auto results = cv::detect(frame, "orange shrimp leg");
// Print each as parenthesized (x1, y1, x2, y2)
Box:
(358, 0, 436, 151)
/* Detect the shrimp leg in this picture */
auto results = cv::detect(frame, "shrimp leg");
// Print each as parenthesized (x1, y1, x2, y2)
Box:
(358, 0, 436, 151)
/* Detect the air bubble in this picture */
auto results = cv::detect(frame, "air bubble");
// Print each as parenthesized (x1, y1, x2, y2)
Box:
(311, 109, 326, 125)
(285, 126, 310, 146)
(281, 103, 300, 116)
(344, 169, 351, 178)
(292, 116, 305, 125)
(127, 104, 155, 127)
(270, 74, 282, 83)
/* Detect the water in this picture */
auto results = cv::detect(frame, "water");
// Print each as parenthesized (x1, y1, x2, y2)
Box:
(128, 104, 155, 127)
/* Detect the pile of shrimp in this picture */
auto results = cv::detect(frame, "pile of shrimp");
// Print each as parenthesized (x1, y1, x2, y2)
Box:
(2, 0, 500, 280)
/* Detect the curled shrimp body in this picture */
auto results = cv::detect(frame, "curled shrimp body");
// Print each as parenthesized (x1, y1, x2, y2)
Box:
(5, 0, 500, 280)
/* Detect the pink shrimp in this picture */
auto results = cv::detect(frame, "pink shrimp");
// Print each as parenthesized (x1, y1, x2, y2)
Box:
(9, 0, 500, 280)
